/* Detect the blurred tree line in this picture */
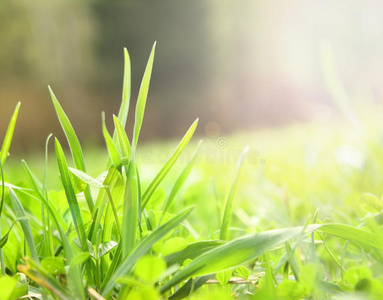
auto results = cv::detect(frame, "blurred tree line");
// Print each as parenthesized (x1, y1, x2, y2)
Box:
(1, 0, 383, 151)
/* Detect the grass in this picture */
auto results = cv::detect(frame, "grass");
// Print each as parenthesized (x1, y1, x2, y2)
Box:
(1, 44, 383, 299)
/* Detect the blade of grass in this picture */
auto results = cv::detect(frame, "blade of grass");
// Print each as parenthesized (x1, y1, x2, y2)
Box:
(102, 112, 122, 171)
(55, 138, 87, 250)
(8, 188, 39, 263)
(131, 42, 156, 152)
(122, 158, 139, 258)
(113, 115, 131, 163)
(220, 146, 249, 240)
(22, 160, 86, 299)
(49, 87, 94, 213)
(102, 206, 194, 296)
(0, 102, 20, 166)
(159, 140, 202, 226)
(160, 226, 304, 293)
(0, 162, 4, 275)
(115, 48, 131, 130)
(142, 118, 199, 210)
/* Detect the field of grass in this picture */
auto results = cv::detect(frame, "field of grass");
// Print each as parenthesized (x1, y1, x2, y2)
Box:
(1, 44, 383, 299)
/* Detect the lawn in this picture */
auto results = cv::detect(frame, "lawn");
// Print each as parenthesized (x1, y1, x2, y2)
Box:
(1, 45, 383, 299)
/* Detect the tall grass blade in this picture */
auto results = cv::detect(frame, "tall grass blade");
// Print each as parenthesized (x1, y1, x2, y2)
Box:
(102, 206, 194, 296)
(22, 161, 86, 299)
(116, 48, 131, 130)
(8, 188, 39, 263)
(160, 227, 303, 293)
(113, 115, 131, 162)
(142, 118, 199, 209)
(49, 87, 94, 212)
(132, 42, 156, 151)
(220, 146, 249, 240)
(122, 159, 139, 258)
(55, 138, 87, 250)
(0, 102, 20, 166)
(159, 140, 202, 226)
(102, 112, 122, 171)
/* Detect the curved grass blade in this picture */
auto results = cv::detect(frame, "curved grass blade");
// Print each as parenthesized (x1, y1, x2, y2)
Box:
(0, 217, 27, 248)
(116, 48, 131, 130)
(113, 115, 131, 163)
(132, 42, 156, 151)
(0, 162, 4, 275)
(159, 140, 202, 226)
(69, 167, 104, 188)
(220, 146, 249, 241)
(165, 240, 225, 267)
(55, 138, 87, 250)
(142, 118, 199, 209)
(160, 227, 304, 293)
(49, 87, 94, 213)
(8, 188, 39, 263)
(314, 223, 383, 251)
(0, 102, 20, 166)
(102, 113, 122, 171)
(102, 206, 194, 296)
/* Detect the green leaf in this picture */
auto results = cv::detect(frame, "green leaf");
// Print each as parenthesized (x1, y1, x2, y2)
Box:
(160, 227, 304, 293)
(70, 252, 90, 270)
(165, 240, 225, 266)
(344, 266, 372, 286)
(0, 276, 18, 300)
(69, 167, 104, 188)
(102, 207, 194, 296)
(116, 48, 131, 131)
(160, 140, 202, 225)
(49, 87, 94, 213)
(220, 146, 249, 240)
(113, 115, 131, 163)
(98, 241, 118, 259)
(216, 269, 232, 287)
(134, 255, 166, 282)
(55, 138, 87, 251)
(161, 237, 188, 257)
(41, 257, 66, 274)
(0, 102, 20, 166)
(132, 42, 156, 151)
(142, 118, 199, 209)
(235, 266, 250, 281)
(102, 112, 122, 171)
(168, 275, 211, 300)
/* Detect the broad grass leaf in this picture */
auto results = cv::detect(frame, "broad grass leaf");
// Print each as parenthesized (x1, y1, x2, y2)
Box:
(134, 256, 166, 282)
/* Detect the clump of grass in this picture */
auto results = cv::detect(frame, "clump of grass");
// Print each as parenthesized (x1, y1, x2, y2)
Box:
(0, 44, 383, 299)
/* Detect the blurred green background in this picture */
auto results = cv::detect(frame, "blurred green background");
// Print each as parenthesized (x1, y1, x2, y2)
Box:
(1, 0, 383, 151)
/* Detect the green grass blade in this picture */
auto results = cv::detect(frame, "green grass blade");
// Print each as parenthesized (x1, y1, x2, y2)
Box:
(113, 115, 131, 162)
(165, 240, 225, 267)
(8, 188, 39, 263)
(49, 87, 94, 213)
(102, 112, 122, 171)
(102, 206, 194, 296)
(132, 42, 156, 151)
(55, 138, 87, 250)
(314, 223, 383, 251)
(160, 140, 202, 226)
(142, 118, 199, 209)
(22, 160, 86, 299)
(69, 167, 104, 188)
(122, 159, 139, 258)
(116, 48, 131, 129)
(160, 227, 304, 293)
(0, 102, 20, 166)
(220, 146, 249, 241)
(0, 217, 27, 248)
